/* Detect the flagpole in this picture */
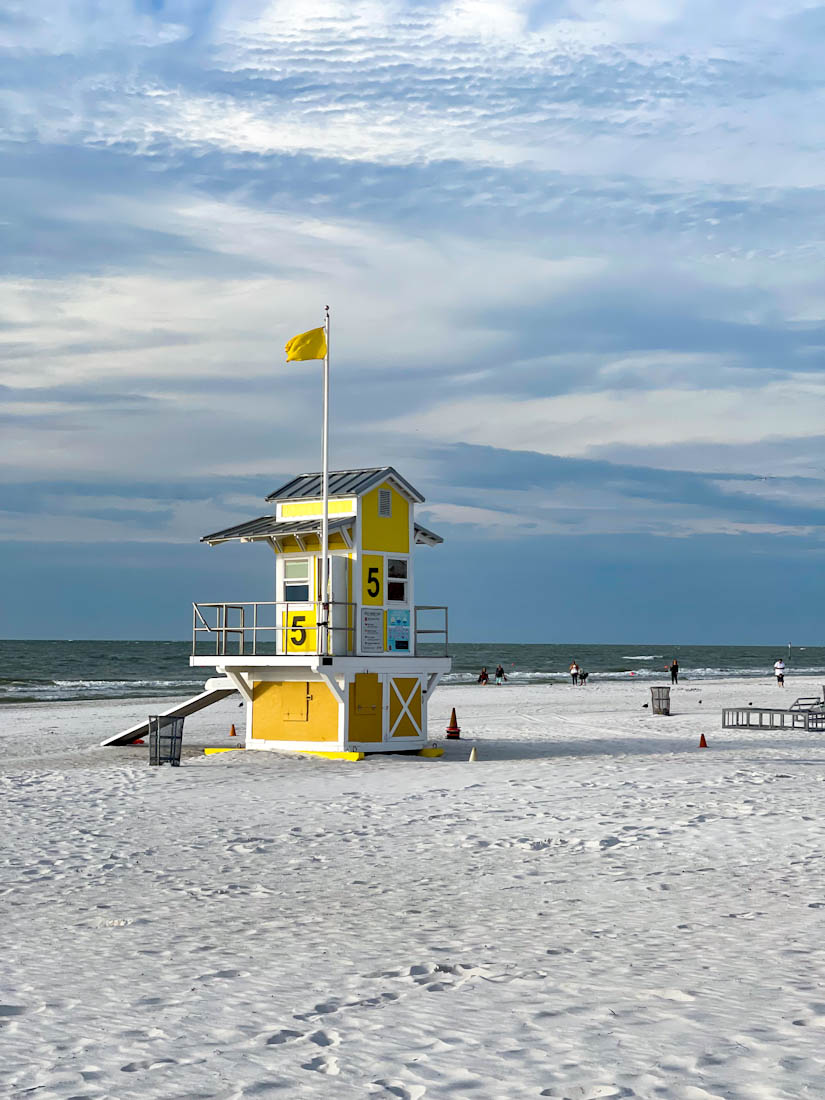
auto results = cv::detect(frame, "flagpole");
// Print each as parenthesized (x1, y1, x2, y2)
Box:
(320, 305, 330, 654)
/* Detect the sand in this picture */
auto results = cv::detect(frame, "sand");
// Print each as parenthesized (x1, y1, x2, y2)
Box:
(2, 675, 825, 1099)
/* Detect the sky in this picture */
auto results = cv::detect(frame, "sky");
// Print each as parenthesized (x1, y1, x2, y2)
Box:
(2, 0, 825, 643)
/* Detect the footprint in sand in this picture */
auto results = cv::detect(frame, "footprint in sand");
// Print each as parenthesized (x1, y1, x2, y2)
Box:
(197, 969, 246, 981)
(540, 1087, 634, 1098)
(373, 1081, 426, 1099)
(121, 1058, 178, 1073)
(308, 1029, 340, 1047)
(301, 1054, 340, 1074)
(299, 1000, 339, 1018)
(266, 1029, 303, 1045)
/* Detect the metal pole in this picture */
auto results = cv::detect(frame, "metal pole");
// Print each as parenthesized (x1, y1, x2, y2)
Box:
(320, 305, 330, 654)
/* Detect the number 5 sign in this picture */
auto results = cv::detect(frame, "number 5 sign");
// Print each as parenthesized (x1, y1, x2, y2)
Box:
(361, 555, 383, 606)
(282, 608, 317, 653)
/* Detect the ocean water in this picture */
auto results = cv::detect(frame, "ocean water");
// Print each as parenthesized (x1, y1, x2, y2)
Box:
(0, 639, 822, 704)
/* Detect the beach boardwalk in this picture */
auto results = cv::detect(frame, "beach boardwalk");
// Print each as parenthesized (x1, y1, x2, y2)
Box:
(105, 467, 451, 756)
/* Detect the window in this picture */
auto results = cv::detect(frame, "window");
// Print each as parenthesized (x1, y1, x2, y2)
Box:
(378, 489, 392, 517)
(387, 558, 407, 603)
(283, 558, 310, 602)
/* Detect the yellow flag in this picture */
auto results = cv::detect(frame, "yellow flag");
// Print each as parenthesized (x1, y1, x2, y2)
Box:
(285, 326, 327, 362)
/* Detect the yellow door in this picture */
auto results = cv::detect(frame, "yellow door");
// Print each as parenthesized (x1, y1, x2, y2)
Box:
(283, 682, 309, 721)
(252, 681, 339, 743)
(348, 673, 383, 742)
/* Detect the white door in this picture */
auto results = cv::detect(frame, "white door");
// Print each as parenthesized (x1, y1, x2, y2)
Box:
(329, 556, 351, 654)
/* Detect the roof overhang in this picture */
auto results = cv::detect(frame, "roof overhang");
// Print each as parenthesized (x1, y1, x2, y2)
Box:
(413, 523, 443, 547)
(202, 516, 443, 548)
(202, 517, 352, 547)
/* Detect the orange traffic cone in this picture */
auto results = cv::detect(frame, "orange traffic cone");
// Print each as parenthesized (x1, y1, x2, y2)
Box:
(229, 724, 237, 737)
(446, 708, 461, 739)
(699, 734, 708, 748)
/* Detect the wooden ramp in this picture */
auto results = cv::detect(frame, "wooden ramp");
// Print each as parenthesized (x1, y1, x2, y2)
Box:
(101, 685, 238, 746)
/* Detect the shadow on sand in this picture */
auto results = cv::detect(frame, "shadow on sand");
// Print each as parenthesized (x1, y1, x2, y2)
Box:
(425, 734, 825, 764)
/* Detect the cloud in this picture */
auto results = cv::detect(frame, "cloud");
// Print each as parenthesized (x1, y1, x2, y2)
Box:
(2, 0, 825, 639)
(2, 441, 823, 548)
(417, 443, 825, 539)
(385, 375, 825, 460)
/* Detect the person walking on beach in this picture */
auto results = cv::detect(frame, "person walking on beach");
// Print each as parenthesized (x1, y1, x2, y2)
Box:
(478, 667, 489, 685)
(670, 659, 679, 685)
(774, 658, 785, 687)
(569, 661, 579, 685)
(495, 664, 507, 685)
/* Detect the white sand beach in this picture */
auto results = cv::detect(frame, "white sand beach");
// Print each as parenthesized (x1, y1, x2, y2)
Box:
(3, 676, 825, 1099)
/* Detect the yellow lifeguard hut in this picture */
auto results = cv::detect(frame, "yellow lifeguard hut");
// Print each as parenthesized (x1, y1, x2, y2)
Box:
(191, 466, 450, 753)
(102, 315, 450, 755)
(102, 466, 450, 754)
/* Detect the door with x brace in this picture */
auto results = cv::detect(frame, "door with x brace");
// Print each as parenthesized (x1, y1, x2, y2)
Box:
(388, 676, 423, 739)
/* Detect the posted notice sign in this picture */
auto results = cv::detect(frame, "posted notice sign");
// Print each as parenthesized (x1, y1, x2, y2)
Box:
(361, 607, 384, 653)
(387, 609, 410, 652)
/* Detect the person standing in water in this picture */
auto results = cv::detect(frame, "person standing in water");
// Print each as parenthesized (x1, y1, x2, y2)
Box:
(478, 667, 489, 685)
(670, 659, 679, 685)
(569, 661, 579, 685)
(495, 664, 507, 685)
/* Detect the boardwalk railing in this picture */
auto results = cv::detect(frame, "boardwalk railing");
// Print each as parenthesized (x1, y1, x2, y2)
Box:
(722, 706, 825, 732)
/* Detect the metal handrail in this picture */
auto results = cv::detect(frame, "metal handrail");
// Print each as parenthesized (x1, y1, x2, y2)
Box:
(192, 601, 355, 657)
(192, 601, 449, 657)
(722, 706, 825, 732)
(413, 605, 448, 656)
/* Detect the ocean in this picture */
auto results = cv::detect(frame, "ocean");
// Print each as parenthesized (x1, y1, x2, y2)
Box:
(0, 639, 821, 704)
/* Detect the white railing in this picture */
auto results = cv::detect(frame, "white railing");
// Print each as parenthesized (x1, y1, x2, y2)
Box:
(192, 601, 448, 657)
(192, 601, 353, 657)
(413, 605, 449, 655)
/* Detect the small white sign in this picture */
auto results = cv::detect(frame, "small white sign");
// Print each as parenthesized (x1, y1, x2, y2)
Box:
(361, 607, 384, 653)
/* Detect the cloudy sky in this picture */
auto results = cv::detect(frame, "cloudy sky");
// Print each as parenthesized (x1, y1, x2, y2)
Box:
(2, 0, 825, 642)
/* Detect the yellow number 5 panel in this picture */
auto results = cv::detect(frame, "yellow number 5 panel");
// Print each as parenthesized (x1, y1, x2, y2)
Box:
(281, 607, 318, 653)
(361, 554, 384, 607)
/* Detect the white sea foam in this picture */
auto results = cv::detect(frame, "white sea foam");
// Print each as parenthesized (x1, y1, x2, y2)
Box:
(0, 678, 205, 703)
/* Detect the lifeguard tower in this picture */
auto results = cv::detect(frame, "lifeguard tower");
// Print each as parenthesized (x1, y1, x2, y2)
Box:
(104, 466, 450, 754)
(193, 465, 450, 753)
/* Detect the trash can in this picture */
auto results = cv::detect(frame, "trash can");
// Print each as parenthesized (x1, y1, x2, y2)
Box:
(149, 715, 184, 766)
(650, 686, 671, 715)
